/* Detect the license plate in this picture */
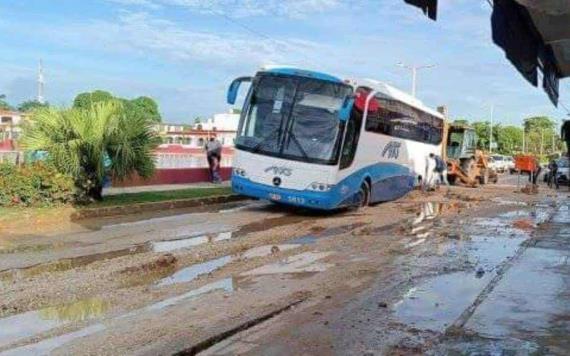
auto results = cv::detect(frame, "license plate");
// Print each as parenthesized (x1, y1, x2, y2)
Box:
(268, 193, 282, 201)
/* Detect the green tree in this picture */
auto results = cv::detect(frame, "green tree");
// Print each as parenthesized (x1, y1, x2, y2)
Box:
(452, 118, 470, 126)
(18, 100, 49, 112)
(472, 121, 492, 150)
(522, 116, 559, 158)
(128, 96, 161, 123)
(72, 90, 114, 110)
(21, 102, 160, 201)
(72, 91, 162, 123)
(496, 125, 523, 154)
(523, 116, 554, 133)
(0, 94, 13, 111)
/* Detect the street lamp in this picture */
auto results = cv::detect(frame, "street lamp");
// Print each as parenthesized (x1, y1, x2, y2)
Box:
(396, 62, 436, 97)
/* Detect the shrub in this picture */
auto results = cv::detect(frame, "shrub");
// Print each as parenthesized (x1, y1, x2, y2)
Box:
(20, 102, 159, 201)
(0, 162, 75, 207)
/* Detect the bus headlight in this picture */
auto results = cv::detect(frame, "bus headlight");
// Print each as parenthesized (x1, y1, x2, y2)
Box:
(307, 182, 334, 192)
(233, 168, 247, 177)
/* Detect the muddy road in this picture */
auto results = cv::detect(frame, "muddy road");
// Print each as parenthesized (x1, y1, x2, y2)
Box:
(0, 184, 568, 355)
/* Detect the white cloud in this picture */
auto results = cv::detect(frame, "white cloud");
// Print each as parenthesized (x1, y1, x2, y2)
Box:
(39, 11, 323, 68)
(106, 0, 162, 10)
(116, 0, 344, 18)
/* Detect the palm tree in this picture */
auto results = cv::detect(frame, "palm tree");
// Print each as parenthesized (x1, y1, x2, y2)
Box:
(21, 101, 160, 201)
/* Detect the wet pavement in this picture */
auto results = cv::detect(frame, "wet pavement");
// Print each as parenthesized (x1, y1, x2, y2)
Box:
(0, 185, 567, 355)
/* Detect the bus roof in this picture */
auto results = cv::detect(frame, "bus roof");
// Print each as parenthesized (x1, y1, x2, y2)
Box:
(352, 78, 445, 120)
(260, 65, 343, 84)
(258, 65, 444, 120)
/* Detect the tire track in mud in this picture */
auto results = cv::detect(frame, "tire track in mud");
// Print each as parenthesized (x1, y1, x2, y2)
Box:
(175, 298, 307, 356)
(0, 213, 315, 282)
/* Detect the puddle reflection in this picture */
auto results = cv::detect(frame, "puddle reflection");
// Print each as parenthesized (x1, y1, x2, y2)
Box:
(0, 298, 109, 349)
(151, 231, 233, 253)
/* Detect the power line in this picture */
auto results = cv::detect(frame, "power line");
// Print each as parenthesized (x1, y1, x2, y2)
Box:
(197, 3, 320, 69)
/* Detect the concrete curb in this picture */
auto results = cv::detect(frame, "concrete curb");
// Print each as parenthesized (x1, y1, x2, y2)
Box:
(70, 194, 247, 221)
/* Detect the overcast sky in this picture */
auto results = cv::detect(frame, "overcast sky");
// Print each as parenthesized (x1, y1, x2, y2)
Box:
(1, 0, 568, 125)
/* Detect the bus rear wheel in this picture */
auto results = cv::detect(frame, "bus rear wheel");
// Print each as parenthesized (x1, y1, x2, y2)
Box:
(356, 182, 370, 208)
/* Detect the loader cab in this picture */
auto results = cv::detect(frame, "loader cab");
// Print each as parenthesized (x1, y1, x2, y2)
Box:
(447, 126, 477, 160)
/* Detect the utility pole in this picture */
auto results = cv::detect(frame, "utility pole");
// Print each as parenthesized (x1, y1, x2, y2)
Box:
(489, 104, 494, 153)
(37, 59, 45, 104)
(396, 62, 436, 97)
(522, 128, 526, 153)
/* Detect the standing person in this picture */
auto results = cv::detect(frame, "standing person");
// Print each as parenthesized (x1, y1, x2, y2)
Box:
(548, 159, 559, 189)
(205, 137, 223, 183)
(531, 157, 542, 185)
(424, 153, 449, 190)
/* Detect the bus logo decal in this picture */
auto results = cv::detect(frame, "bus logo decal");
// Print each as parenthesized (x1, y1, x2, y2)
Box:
(382, 142, 401, 159)
(264, 166, 292, 176)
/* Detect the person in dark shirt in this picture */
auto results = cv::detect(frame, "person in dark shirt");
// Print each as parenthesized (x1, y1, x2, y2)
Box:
(205, 137, 223, 183)
(548, 160, 559, 189)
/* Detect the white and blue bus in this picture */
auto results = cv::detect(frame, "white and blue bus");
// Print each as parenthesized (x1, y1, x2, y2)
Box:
(227, 66, 444, 210)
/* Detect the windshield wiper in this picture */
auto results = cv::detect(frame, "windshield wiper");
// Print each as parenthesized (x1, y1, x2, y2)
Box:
(251, 129, 281, 153)
(286, 132, 309, 160)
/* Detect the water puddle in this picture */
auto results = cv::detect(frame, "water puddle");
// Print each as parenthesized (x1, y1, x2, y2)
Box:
(1, 230, 237, 283)
(153, 244, 302, 287)
(287, 222, 368, 246)
(288, 235, 318, 245)
(150, 231, 233, 253)
(394, 271, 493, 332)
(1, 279, 234, 355)
(241, 252, 334, 276)
(491, 198, 528, 206)
(156, 256, 232, 287)
(0, 298, 109, 349)
(236, 244, 300, 259)
(99, 201, 251, 230)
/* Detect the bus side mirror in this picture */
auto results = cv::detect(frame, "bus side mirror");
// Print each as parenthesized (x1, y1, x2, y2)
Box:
(227, 76, 252, 105)
(339, 97, 354, 121)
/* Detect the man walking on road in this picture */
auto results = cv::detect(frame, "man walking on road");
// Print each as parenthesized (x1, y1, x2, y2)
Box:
(205, 137, 223, 183)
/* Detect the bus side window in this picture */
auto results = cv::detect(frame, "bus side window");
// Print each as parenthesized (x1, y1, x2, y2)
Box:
(340, 109, 363, 169)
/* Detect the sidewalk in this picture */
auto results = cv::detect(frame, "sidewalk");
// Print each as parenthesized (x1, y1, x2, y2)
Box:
(102, 181, 231, 196)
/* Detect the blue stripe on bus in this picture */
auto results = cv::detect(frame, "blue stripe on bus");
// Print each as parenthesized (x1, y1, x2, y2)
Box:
(264, 67, 343, 83)
(231, 162, 415, 210)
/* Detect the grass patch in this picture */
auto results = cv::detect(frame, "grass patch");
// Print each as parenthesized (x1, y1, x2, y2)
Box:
(92, 186, 233, 207)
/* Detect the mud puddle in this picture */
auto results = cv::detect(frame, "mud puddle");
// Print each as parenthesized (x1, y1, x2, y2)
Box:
(96, 201, 254, 230)
(150, 231, 233, 252)
(241, 252, 334, 276)
(394, 206, 540, 332)
(1, 229, 236, 283)
(288, 222, 368, 246)
(0, 298, 109, 349)
(1, 278, 238, 355)
(0, 245, 150, 283)
(151, 244, 303, 287)
(394, 271, 494, 332)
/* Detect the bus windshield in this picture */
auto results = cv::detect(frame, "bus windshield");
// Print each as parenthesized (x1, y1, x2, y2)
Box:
(236, 74, 352, 165)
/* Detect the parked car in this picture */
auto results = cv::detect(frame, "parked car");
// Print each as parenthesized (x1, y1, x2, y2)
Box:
(505, 156, 516, 174)
(491, 155, 508, 173)
(487, 156, 496, 172)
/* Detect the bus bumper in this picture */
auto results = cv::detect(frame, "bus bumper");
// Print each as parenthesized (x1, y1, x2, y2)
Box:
(231, 176, 339, 210)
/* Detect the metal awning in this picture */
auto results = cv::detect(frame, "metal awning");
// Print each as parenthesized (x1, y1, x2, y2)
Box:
(403, 0, 570, 106)
(518, 0, 570, 78)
